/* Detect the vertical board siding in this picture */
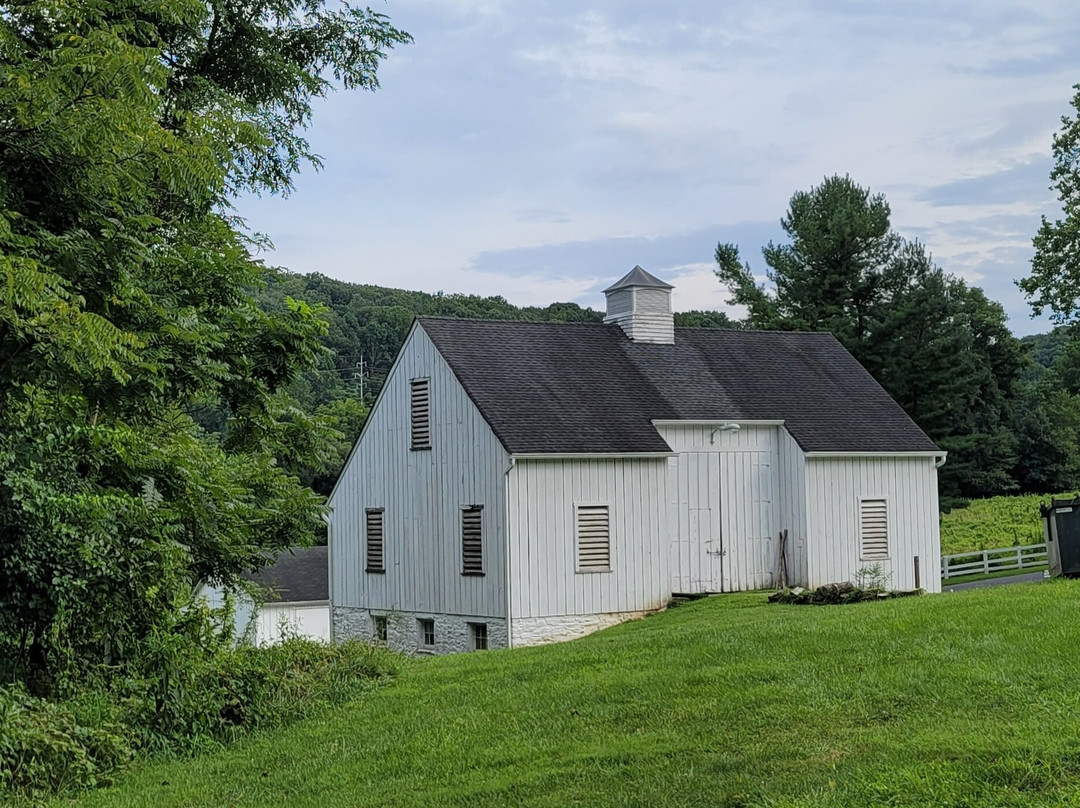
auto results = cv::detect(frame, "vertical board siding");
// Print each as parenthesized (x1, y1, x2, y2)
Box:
(329, 325, 509, 619)
(257, 604, 331, 645)
(805, 457, 941, 593)
(507, 458, 670, 620)
(777, 428, 809, 587)
(657, 424, 781, 593)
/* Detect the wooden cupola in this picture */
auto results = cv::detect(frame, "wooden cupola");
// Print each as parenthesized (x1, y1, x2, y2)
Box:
(603, 265, 675, 344)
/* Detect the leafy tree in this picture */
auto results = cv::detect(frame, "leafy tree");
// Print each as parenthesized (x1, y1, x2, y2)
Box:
(1011, 380, 1080, 494)
(716, 176, 900, 347)
(715, 176, 1025, 505)
(0, 0, 408, 684)
(1014, 84, 1080, 495)
(309, 397, 370, 495)
(674, 310, 735, 329)
(1020, 84, 1080, 323)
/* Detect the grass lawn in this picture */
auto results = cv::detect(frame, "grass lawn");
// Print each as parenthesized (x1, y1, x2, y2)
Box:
(59, 583, 1080, 808)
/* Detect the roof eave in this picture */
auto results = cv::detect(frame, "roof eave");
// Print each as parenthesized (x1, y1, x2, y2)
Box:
(510, 451, 677, 460)
(804, 450, 946, 459)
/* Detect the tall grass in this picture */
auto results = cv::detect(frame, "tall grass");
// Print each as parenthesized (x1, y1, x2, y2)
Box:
(939, 492, 1077, 554)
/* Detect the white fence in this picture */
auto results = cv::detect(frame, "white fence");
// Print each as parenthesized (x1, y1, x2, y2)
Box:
(941, 543, 1048, 581)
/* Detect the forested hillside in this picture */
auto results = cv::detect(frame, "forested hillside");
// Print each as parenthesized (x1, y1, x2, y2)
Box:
(254, 270, 733, 493)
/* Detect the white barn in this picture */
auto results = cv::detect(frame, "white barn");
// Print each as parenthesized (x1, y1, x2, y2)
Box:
(327, 267, 944, 653)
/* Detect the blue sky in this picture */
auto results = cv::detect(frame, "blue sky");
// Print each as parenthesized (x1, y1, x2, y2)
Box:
(236, 0, 1080, 335)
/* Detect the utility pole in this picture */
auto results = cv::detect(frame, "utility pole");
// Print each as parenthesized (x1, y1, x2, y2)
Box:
(354, 358, 366, 402)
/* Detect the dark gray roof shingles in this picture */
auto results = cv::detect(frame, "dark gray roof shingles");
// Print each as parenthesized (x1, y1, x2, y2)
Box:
(244, 546, 328, 603)
(417, 318, 937, 455)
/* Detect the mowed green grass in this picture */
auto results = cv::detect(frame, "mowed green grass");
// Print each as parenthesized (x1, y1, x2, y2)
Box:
(62, 583, 1080, 808)
(940, 493, 1070, 555)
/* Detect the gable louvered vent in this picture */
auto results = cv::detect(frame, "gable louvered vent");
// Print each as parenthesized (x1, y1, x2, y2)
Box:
(365, 509, 384, 573)
(462, 506, 483, 575)
(860, 499, 889, 559)
(577, 505, 611, 571)
(410, 378, 431, 450)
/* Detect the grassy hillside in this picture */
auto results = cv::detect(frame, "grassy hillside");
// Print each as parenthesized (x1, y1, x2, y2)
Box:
(61, 583, 1080, 808)
(939, 492, 1076, 555)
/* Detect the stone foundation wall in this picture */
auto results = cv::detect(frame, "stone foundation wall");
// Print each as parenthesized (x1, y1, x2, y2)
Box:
(510, 611, 651, 647)
(333, 606, 507, 655)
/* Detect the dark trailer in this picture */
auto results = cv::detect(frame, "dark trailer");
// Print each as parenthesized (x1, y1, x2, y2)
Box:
(1041, 497, 1080, 578)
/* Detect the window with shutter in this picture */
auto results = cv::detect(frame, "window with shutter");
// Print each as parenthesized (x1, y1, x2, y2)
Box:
(462, 506, 483, 575)
(410, 378, 431, 450)
(365, 509, 384, 573)
(577, 504, 611, 572)
(860, 499, 889, 559)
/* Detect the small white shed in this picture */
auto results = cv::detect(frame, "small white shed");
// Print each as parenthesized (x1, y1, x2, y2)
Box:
(327, 266, 944, 654)
(199, 546, 331, 646)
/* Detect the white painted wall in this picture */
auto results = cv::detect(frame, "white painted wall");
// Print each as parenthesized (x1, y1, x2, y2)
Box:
(195, 583, 256, 641)
(777, 427, 809, 587)
(328, 324, 510, 642)
(505, 458, 670, 642)
(603, 287, 674, 344)
(195, 584, 329, 645)
(658, 423, 781, 593)
(257, 603, 331, 645)
(805, 457, 941, 593)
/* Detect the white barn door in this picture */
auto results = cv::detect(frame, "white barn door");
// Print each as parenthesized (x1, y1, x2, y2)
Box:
(674, 452, 724, 593)
(719, 451, 776, 591)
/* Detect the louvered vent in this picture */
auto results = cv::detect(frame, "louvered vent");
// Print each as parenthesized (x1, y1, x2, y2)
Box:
(577, 505, 611, 571)
(860, 499, 889, 559)
(365, 509, 384, 572)
(410, 378, 431, 450)
(462, 506, 483, 575)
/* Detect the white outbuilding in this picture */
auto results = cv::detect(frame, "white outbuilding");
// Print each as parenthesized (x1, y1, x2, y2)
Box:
(199, 546, 331, 646)
(327, 267, 945, 653)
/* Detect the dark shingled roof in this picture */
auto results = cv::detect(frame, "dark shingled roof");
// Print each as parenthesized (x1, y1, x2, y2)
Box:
(244, 546, 328, 603)
(417, 318, 937, 455)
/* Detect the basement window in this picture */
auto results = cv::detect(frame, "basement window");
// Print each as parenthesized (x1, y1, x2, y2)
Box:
(365, 509, 384, 573)
(419, 619, 435, 649)
(462, 506, 484, 575)
(469, 623, 488, 651)
(410, 378, 431, 450)
(577, 504, 611, 572)
(372, 615, 388, 643)
(860, 499, 889, 560)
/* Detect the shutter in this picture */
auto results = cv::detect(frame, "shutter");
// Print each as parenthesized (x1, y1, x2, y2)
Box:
(860, 499, 889, 559)
(366, 509, 384, 572)
(410, 378, 431, 450)
(462, 507, 483, 574)
(577, 505, 610, 571)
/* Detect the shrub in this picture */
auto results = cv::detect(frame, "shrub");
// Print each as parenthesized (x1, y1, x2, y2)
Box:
(0, 685, 132, 797)
(0, 603, 402, 800)
(768, 581, 922, 606)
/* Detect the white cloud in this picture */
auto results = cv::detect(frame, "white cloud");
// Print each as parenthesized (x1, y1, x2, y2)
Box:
(234, 0, 1078, 336)
(667, 263, 746, 320)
